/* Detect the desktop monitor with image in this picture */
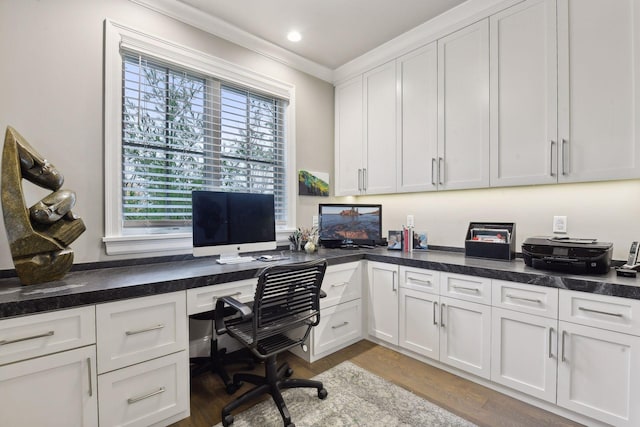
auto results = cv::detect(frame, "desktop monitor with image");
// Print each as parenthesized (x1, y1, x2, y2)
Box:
(318, 203, 382, 248)
(192, 190, 276, 263)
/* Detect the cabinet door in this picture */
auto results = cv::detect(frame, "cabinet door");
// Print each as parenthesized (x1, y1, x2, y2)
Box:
(558, 321, 640, 426)
(397, 43, 438, 192)
(399, 287, 439, 359)
(0, 345, 98, 427)
(335, 75, 364, 196)
(490, 0, 558, 186)
(364, 61, 397, 194)
(367, 262, 398, 345)
(491, 307, 557, 402)
(438, 19, 490, 190)
(558, 0, 640, 182)
(439, 296, 491, 379)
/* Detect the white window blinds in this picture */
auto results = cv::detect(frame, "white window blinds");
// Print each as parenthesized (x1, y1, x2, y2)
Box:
(121, 53, 288, 228)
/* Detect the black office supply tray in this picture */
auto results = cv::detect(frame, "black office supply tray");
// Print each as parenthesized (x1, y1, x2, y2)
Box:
(465, 222, 516, 261)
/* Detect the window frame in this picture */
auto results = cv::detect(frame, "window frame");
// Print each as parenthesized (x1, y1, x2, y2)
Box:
(103, 19, 296, 255)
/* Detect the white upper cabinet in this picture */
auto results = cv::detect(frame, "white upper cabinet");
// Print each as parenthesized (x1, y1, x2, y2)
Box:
(397, 43, 439, 192)
(438, 20, 490, 190)
(364, 61, 398, 194)
(557, 0, 640, 182)
(490, 0, 558, 186)
(335, 75, 364, 196)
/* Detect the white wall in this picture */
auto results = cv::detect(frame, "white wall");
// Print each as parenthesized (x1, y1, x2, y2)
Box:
(0, 0, 334, 270)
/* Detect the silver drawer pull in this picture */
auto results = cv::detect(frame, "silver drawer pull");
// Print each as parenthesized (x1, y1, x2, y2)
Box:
(0, 330, 54, 346)
(578, 306, 624, 318)
(331, 321, 349, 329)
(87, 357, 93, 397)
(408, 278, 432, 286)
(506, 294, 542, 304)
(331, 282, 348, 288)
(452, 285, 480, 293)
(213, 291, 242, 301)
(127, 387, 166, 404)
(125, 324, 165, 336)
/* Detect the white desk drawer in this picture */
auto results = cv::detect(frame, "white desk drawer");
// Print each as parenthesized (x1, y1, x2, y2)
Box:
(492, 280, 558, 318)
(399, 266, 440, 295)
(96, 292, 187, 373)
(560, 290, 640, 336)
(98, 351, 189, 427)
(313, 299, 362, 357)
(187, 279, 257, 315)
(321, 262, 361, 309)
(441, 272, 491, 305)
(0, 306, 95, 366)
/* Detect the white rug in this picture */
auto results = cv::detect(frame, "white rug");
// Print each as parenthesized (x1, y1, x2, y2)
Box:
(213, 360, 477, 426)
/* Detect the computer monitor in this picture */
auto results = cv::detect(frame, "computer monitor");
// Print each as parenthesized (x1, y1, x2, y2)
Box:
(318, 203, 382, 247)
(192, 190, 276, 263)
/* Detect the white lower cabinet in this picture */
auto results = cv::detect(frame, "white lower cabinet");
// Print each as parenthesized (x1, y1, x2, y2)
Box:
(557, 290, 640, 426)
(399, 285, 439, 358)
(367, 261, 399, 345)
(290, 262, 363, 363)
(0, 344, 98, 427)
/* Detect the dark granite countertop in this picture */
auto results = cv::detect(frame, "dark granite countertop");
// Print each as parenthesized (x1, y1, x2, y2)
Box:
(1, 247, 640, 319)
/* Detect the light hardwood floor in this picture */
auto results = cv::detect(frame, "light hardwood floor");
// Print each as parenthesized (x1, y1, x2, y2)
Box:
(172, 340, 583, 427)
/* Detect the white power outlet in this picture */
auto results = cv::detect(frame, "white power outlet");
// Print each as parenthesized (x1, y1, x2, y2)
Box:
(553, 216, 567, 233)
(407, 215, 414, 228)
(312, 215, 318, 227)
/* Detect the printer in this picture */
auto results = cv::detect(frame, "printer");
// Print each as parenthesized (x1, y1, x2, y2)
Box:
(522, 236, 613, 274)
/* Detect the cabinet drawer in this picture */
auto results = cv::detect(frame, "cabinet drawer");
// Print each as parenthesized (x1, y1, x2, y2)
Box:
(98, 351, 189, 427)
(313, 299, 362, 357)
(441, 272, 491, 305)
(492, 280, 558, 318)
(399, 266, 439, 294)
(559, 290, 640, 335)
(96, 292, 187, 373)
(187, 278, 256, 315)
(0, 306, 95, 366)
(321, 262, 361, 309)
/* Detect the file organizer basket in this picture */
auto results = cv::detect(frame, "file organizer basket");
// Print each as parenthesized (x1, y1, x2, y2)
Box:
(465, 222, 516, 261)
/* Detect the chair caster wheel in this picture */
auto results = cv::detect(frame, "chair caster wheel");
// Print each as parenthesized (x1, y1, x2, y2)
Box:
(286, 423, 295, 427)
(222, 414, 234, 427)
(226, 381, 242, 395)
(285, 367, 294, 377)
(318, 388, 328, 399)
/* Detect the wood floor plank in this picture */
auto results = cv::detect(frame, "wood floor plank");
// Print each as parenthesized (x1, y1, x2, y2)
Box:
(171, 340, 583, 427)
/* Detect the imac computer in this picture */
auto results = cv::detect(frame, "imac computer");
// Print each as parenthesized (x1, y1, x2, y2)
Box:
(318, 203, 382, 248)
(192, 190, 276, 264)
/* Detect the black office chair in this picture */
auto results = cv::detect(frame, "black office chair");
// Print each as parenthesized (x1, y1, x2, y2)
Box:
(215, 259, 329, 427)
(189, 308, 256, 394)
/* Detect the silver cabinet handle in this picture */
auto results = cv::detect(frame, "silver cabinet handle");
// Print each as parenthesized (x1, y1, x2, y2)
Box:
(408, 278, 432, 286)
(548, 327, 554, 359)
(0, 330, 54, 346)
(561, 330, 567, 362)
(331, 321, 349, 329)
(578, 306, 624, 318)
(363, 168, 367, 191)
(561, 139, 568, 175)
(438, 157, 444, 185)
(87, 357, 93, 397)
(440, 303, 446, 328)
(357, 169, 362, 191)
(127, 387, 166, 404)
(392, 270, 397, 292)
(452, 285, 480, 293)
(213, 291, 242, 301)
(506, 294, 542, 304)
(433, 301, 438, 326)
(431, 158, 437, 185)
(125, 324, 165, 336)
(331, 282, 348, 288)
(550, 140, 556, 177)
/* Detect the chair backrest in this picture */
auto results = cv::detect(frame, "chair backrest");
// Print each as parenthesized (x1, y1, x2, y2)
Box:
(252, 259, 327, 342)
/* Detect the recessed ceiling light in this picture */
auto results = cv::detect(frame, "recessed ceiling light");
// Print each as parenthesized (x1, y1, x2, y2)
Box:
(287, 30, 302, 42)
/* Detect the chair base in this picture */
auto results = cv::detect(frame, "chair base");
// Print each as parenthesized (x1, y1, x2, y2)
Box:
(190, 338, 256, 395)
(221, 355, 327, 427)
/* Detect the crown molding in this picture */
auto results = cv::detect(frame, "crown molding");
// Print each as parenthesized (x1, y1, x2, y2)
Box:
(333, 0, 521, 84)
(129, 0, 334, 83)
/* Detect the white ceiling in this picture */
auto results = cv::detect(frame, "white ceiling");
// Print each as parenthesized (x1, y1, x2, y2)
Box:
(177, 0, 468, 70)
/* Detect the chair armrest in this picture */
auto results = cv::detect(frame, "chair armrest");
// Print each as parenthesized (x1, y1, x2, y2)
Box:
(319, 290, 327, 299)
(214, 296, 253, 335)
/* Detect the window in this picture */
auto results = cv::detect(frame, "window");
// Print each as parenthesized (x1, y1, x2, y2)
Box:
(104, 20, 295, 255)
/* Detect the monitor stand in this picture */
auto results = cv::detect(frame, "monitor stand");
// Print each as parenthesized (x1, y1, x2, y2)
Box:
(216, 252, 255, 265)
